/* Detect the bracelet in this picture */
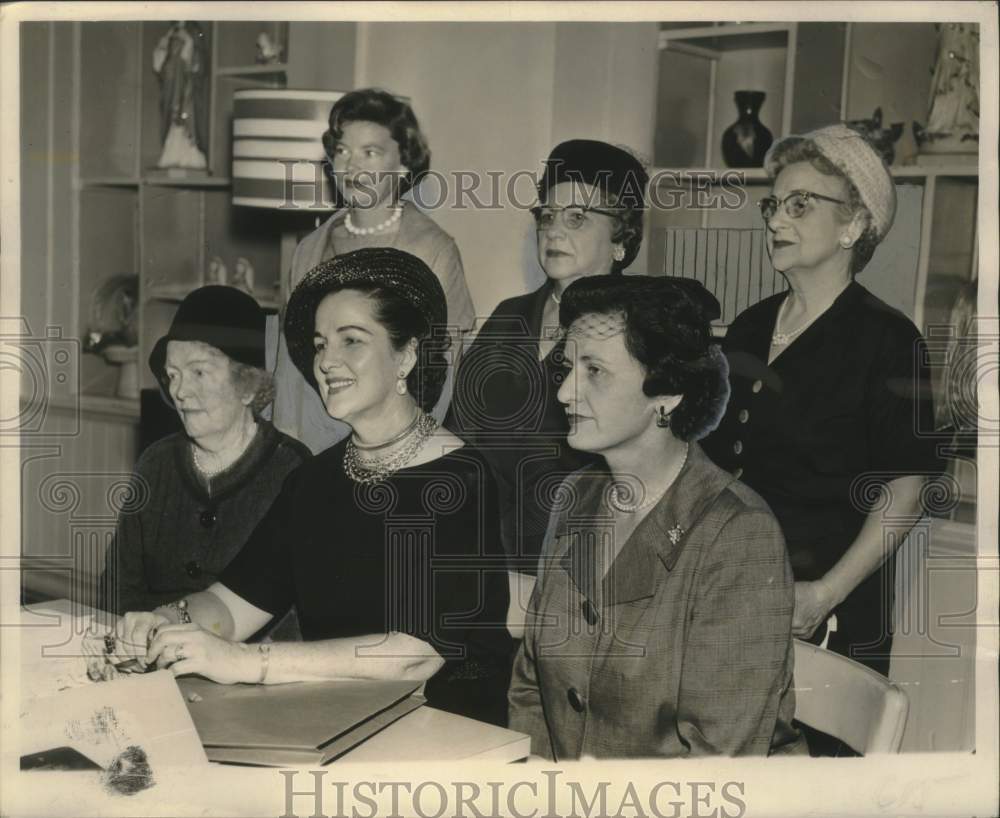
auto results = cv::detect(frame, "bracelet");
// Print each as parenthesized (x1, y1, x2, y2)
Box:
(168, 598, 193, 625)
(257, 643, 270, 684)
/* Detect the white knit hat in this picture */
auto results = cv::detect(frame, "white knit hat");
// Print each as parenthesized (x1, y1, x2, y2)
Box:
(764, 124, 897, 239)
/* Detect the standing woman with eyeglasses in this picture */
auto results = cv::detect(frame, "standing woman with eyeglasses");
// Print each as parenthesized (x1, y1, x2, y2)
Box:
(702, 126, 942, 678)
(270, 89, 476, 454)
(447, 140, 648, 630)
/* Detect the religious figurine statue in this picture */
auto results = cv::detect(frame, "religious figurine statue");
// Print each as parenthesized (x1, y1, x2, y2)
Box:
(916, 23, 979, 154)
(153, 21, 209, 170)
(255, 32, 284, 64)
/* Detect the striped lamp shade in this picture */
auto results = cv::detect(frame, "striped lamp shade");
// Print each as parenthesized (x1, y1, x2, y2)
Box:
(232, 89, 346, 209)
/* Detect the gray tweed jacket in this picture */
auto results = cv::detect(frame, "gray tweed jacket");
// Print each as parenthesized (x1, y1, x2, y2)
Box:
(508, 442, 806, 759)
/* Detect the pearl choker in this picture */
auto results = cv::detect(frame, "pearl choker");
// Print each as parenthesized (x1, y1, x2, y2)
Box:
(344, 206, 403, 236)
(609, 443, 689, 514)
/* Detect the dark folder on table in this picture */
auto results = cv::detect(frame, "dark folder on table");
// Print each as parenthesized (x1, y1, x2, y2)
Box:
(178, 678, 424, 766)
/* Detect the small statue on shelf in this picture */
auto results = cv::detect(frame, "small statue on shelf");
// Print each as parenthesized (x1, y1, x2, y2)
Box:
(153, 21, 209, 170)
(206, 256, 227, 285)
(255, 32, 284, 65)
(915, 23, 979, 155)
(230, 258, 256, 296)
(844, 108, 903, 165)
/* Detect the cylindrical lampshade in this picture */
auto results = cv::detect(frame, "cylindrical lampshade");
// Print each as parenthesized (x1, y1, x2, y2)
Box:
(232, 89, 345, 209)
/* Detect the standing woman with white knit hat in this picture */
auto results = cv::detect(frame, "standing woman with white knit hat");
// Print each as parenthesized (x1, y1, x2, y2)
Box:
(703, 125, 943, 679)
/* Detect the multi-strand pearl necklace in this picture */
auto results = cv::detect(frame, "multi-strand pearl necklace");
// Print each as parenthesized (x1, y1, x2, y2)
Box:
(608, 443, 690, 514)
(344, 206, 403, 237)
(343, 411, 438, 485)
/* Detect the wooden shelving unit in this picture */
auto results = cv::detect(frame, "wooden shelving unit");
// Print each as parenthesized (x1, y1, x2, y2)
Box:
(650, 20, 979, 337)
(75, 21, 289, 397)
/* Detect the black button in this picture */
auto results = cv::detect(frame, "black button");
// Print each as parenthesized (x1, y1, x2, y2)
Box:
(200, 509, 217, 528)
(567, 687, 585, 712)
(581, 599, 599, 626)
(185, 561, 202, 578)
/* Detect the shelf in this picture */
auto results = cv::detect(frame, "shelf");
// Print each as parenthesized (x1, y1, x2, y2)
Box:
(216, 63, 287, 78)
(651, 167, 770, 184)
(147, 283, 280, 311)
(890, 165, 979, 179)
(80, 176, 141, 188)
(142, 175, 232, 188)
(38, 392, 141, 420)
(659, 23, 791, 57)
(648, 165, 981, 185)
(146, 283, 198, 302)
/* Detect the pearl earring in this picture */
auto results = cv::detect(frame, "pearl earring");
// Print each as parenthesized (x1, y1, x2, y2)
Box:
(612, 245, 626, 262)
(396, 369, 408, 395)
(840, 236, 853, 249)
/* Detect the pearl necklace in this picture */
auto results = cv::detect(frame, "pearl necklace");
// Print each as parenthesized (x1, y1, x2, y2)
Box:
(771, 297, 811, 346)
(609, 443, 689, 514)
(191, 424, 257, 479)
(344, 206, 402, 237)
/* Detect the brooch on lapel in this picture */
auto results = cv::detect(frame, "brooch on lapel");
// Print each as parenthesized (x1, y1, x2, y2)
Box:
(668, 524, 685, 545)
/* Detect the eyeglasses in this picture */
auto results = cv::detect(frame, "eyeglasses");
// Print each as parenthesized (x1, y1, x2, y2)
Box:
(531, 206, 622, 231)
(757, 190, 846, 222)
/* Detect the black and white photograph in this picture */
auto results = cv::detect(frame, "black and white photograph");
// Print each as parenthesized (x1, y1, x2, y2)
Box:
(1, 2, 997, 816)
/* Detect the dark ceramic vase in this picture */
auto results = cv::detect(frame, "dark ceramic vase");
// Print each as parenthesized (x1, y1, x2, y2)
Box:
(721, 90, 774, 168)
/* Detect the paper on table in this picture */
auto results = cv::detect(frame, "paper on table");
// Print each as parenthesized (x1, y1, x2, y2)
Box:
(20, 605, 107, 701)
(20, 670, 208, 779)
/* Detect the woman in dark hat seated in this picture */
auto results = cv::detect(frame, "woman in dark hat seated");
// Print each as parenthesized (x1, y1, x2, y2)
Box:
(100, 286, 310, 615)
(447, 139, 648, 632)
(91, 249, 512, 726)
(508, 275, 805, 759)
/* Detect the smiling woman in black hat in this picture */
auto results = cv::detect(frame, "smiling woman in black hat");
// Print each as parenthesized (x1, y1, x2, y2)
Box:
(447, 139, 648, 632)
(91, 249, 513, 726)
(99, 286, 310, 615)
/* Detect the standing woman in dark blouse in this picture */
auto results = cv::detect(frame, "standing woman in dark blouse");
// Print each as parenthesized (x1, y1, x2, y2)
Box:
(448, 140, 647, 628)
(93, 249, 512, 725)
(703, 125, 942, 676)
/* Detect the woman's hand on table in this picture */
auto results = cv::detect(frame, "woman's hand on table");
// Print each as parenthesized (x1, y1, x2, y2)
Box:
(83, 611, 169, 680)
(147, 623, 259, 684)
(792, 579, 839, 639)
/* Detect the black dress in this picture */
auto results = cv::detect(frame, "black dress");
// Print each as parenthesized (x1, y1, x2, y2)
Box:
(702, 282, 943, 675)
(446, 283, 601, 574)
(220, 442, 514, 726)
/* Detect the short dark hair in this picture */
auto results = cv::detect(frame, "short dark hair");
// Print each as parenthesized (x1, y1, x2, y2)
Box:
(766, 138, 880, 275)
(559, 275, 729, 441)
(318, 282, 449, 414)
(323, 88, 430, 195)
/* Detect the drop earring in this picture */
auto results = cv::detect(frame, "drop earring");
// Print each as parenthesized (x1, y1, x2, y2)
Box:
(396, 369, 408, 395)
(656, 406, 672, 428)
(612, 245, 626, 262)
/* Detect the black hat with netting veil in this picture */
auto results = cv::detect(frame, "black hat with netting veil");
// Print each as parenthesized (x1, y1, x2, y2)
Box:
(559, 274, 730, 442)
(284, 247, 447, 390)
